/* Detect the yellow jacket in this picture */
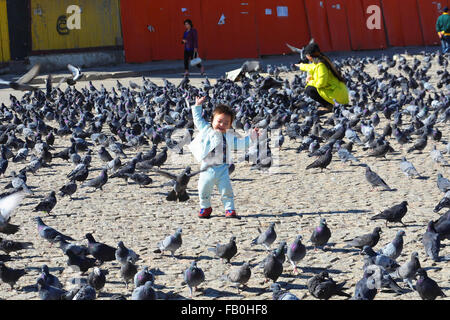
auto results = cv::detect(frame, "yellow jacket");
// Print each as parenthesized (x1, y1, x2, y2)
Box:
(297, 62, 349, 105)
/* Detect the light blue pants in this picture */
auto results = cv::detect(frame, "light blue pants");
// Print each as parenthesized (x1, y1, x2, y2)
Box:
(198, 164, 234, 211)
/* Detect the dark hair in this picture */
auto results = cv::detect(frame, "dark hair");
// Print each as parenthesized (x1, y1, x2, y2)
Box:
(211, 104, 235, 124)
(184, 19, 193, 28)
(304, 42, 346, 83)
(443, 6, 448, 12)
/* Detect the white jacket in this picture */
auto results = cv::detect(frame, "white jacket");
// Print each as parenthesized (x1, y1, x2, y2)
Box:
(188, 104, 251, 163)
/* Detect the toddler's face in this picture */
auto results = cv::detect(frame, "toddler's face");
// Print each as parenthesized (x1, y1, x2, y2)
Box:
(212, 113, 232, 134)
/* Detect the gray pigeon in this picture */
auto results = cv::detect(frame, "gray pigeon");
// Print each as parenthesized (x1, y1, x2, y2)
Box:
(87, 267, 108, 292)
(364, 264, 406, 295)
(399, 157, 420, 178)
(430, 145, 449, 166)
(120, 256, 138, 289)
(37, 277, 66, 300)
(377, 230, 405, 260)
(208, 236, 237, 263)
(352, 269, 378, 300)
(134, 266, 155, 288)
(344, 227, 382, 249)
(310, 218, 331, 250)
(251, 222, 277, 250)
(365, 165, 392, 191)
(263, 252, 283, 283)
(362, 246, 400, 273)
(415, 268, 446, 300)
(437, 173, 450, 193)
(34, 216, 75, 244)
(183, 261, 205, 298)
(287, 235, 306, 273)
(132, 281, 157, 300)
(222, 262, 251, 293)
(153, 228, 182, 257)
(390, 251, 421, 290)
(433, 193, 450, 213)
(270, 283, 299, 300)
(307, 271, 351, 300)
(58, 181, 77, 199)
(80, 169, 108, 191)
(72, 285, 96, 300)
(38, 264, 62, 289)
(115, 241, 139, 264)
(422, 221, 441, 262)
(336, 145, 359, 163)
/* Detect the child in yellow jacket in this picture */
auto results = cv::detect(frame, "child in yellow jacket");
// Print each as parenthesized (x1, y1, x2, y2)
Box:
(296, 41, 349, 115)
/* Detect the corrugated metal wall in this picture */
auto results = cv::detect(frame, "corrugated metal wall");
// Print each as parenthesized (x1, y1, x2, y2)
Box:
(0, 0, 10, 63)
(30, 0, 123, 52)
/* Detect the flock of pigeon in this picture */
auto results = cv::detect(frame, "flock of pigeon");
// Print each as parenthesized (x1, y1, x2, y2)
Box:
(0, 47, 448, 300)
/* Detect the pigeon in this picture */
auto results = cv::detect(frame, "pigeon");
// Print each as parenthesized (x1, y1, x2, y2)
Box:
(153, 228, 182, 257)
(336, 145, 359, 163)
(183, 261, 205, 298)
(34, 216, 75, 244)
(263, 252, 283, 283)
(0, 261, 26, 289)
(132, 281, 157, 300)
(134, 266, 155, 288)
(390, 251, 421, 290)
(352, 269, 378, 300)
(377, 230, 405, 260)
(437, 173, 450, 193)
(124, 173, 152, 187)
(307, 271, 351, 300)
(364, 264, 406, 295)
(80, 169, 108, 191)
(72, 284, 96, 300)
(33, 191, 57, 215)
(365, 165, 392, 191)
(151, 166, 206, 201)
(306, 148, 332, 172)
(221, 262, 251, 293)
(115, 241, 139, 265)
(344, 227, 382, 249)
(422, 221, 441, 262)
(120, 256, 138, 288)
(85, 233, 116, 264)
(406, 134, 428, 153)
(361, 245, 400, 273)
(310, 218, 331, 250)
(56, 64, 83, 88)
(287, 235, 306, 273)
(208, 236, 237, 263)
(0, 64, 40, 91)
(430, 145, 449, 166)
(66, 248, 96, 274)
(399, 157, 421, 178)
(251, 222, 277, 250)
(434, 193, 450, 213)
(0, 189, 27, 234)
(370, 201, 408, 227)
(38, 264, 63, 289)
(36, 277, 66, 300)
(58, 181, 77, 199)
(270, 283, 299, 300)
(54, 235, 88, 257)
(415, 268, 446, 300)
(87, 267, 108, 292)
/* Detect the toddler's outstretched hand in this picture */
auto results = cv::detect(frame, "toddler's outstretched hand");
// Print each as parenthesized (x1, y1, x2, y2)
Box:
(250, 127, 262, 141)
(195, 96, 206, 106)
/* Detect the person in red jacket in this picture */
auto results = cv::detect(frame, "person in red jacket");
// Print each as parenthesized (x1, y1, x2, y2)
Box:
(182, 19, 205, 76)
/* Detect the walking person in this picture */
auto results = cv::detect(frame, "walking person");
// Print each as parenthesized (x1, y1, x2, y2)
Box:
(182, 19, 205, 76)
(296, 41, 349, 116)
(436, 6, 450, 54)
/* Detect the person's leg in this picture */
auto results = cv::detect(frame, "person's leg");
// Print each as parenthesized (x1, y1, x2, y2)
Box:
(215, 164, 235, 212)
(305, 86, 333, 110)
(442, 36, 450, 54)
(198, 168, 215, 210)
(184, 50, 190, 75)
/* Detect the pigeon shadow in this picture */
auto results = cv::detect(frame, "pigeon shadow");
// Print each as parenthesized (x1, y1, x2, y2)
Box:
(231, 178, 254, 182)
(26, 266, 65, 273)
(201, 287, 241, 298)
(18, 284, 38, 293)
(281, 272, 310, 280)
(70, 196, 90, 201)
(300, 266, 345, 275)
(300, 209, 371, 216)
(277, 281, 308, 291)
(416, 176, 429, 180)
(240, 286, 267, 294)
(325, 247, 361, 254)
(380, 188, 398, 192)
(176, 255, 214, 262)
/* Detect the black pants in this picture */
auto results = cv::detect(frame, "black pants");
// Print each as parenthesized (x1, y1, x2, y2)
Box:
(184, 50, 202, 70)
(305, 86, 333, 109)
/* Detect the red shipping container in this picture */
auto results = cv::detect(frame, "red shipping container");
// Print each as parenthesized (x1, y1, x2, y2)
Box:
(417, 0, 449, 46)
(381, 0, 424, 47)
(201, 0, 258, 60)
(303, 0, 333, 52)
(120, 0, 153, 63)
(325, 0, 352, 51)
(255, 0, 310, 55)
(345, 0, 387, 50)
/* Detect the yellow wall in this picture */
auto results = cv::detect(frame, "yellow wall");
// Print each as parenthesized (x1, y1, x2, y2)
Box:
(31, 0, 123, 51)
(0, 0, 10, 62)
